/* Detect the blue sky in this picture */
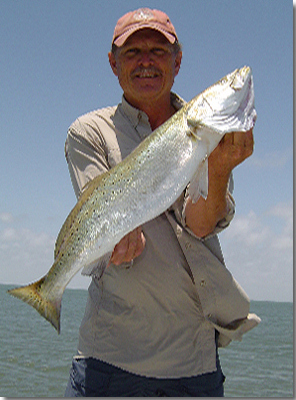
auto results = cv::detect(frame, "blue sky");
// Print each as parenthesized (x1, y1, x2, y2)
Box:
(0, 0, 293, 302)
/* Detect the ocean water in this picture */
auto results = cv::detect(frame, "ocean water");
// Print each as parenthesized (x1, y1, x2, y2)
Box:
(1, 284, 293, 398)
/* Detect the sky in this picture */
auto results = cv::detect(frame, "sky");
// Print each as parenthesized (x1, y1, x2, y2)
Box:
(0, 0, 293, 302)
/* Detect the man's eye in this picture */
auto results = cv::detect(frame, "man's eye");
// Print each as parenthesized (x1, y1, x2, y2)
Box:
(152, 48, 166, 56)
(125, 48, 138, 56)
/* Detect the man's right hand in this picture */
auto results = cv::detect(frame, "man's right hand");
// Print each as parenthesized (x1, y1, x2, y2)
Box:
(110, 226, 146, 265)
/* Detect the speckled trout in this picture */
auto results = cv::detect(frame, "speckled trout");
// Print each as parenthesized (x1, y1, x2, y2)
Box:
(8, 66, 256, 333)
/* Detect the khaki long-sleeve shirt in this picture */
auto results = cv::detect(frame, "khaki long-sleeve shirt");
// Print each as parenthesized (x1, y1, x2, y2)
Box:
(65, 94, 260, 378)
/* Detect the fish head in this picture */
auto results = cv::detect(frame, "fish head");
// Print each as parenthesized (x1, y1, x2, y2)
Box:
(201, 66, 253, 110)
(226, 65, 251, 91)
(186, 66, 256, 139)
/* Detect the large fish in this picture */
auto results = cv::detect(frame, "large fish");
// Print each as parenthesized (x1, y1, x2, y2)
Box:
(8, 66, 256, 333)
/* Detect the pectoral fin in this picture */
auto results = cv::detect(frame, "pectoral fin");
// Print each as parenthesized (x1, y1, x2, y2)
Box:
(188, 158, 209, 202)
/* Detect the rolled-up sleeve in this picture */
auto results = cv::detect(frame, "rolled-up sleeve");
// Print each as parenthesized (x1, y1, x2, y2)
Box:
(169, 173, 235, 239)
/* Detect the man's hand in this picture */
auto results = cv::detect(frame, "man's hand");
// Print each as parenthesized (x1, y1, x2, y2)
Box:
(185, 129, 254, 238)
(110, 227, 146, 265)
(210, 128, 254, 180)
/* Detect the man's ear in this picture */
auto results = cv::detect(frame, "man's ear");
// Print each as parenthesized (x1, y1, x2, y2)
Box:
(174, 51, 182, 77)
(108, 52, 118, 76)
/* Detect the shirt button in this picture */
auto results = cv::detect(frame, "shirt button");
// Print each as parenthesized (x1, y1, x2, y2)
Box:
(200, 280, 206, 287)
(185, 242, 191, 249)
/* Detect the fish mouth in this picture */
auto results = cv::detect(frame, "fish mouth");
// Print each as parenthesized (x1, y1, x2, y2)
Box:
(230, 66, 251, 90)
(240, 65, 251, 77)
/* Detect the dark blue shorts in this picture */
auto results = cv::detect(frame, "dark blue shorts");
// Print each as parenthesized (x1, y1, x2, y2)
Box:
(64, 350, 225, 397)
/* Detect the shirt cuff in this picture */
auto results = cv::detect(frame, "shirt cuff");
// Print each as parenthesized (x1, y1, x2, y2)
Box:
(177, 190, 236, 240)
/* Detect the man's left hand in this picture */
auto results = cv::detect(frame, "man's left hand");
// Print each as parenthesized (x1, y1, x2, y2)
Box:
(209, 128, 254, 180)
(185, 128, 254, 238)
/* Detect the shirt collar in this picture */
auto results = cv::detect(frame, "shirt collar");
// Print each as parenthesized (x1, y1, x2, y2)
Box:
(121, 93, 186, 129)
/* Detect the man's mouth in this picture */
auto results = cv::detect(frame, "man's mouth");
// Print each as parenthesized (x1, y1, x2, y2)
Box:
(132, 68, 161, 79)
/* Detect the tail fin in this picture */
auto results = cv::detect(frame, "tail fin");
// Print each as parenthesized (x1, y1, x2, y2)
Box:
(8, 276, 62, 334)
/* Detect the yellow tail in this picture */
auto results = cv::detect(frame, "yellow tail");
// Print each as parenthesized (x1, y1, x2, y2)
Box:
(8, 276, 62, 334)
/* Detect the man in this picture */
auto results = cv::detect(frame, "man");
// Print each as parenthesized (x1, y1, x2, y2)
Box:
(64, 8, 258, 397)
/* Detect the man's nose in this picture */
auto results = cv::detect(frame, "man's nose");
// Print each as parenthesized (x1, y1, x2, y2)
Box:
(138, 50, 153, 66)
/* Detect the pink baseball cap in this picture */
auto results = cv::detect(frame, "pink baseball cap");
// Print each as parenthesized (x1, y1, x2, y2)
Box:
(112, 8, 178, 47)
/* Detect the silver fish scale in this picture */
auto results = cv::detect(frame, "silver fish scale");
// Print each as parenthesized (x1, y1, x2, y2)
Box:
(79, 114, 198, 252)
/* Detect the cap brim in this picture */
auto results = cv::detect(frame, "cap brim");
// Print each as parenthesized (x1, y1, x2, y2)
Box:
(113, 24, 176, 47)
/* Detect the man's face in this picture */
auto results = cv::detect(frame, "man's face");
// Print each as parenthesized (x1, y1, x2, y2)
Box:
(109, 29, 182, 108)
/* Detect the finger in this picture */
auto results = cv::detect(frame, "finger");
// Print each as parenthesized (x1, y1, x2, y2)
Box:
(110, 234, 129, 265)
(232, 129, 254, 164)
(111, 228, 143, 265)
(222, 131, 236, 146)
(123, 228, 139, 262)
(222, 130, 252, 149)
(244, 128, 254, 152)
(134, 229, 146, 258)
(232, 131, 246, 147)
(218, 132, 230, 148)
